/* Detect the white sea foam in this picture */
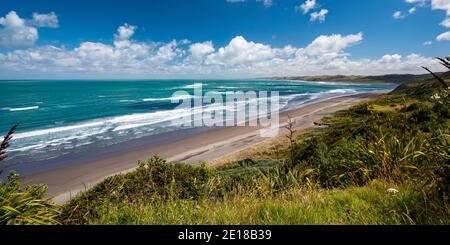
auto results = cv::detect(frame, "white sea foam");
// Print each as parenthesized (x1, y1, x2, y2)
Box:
(143, 94, 194, 102)
(14, 122, 104, 139)
(327, 89, 358, 94)
(216, 86, 238, 89)
(8, 106, 39, 111)
(9, 144, 46, 152)
(113, 123, 156, 132)
(178, 83, 205, 89)
(12, 105, 193, 144)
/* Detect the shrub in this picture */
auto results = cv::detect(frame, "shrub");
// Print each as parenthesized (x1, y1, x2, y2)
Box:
(0, 172, 60, 225)
(61, 155, 213, 224)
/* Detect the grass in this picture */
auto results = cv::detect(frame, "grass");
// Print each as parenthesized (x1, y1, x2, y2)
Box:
(87, 180, 448, 225)
(0, 172, 60, 225)
(0, 123, 60, 225)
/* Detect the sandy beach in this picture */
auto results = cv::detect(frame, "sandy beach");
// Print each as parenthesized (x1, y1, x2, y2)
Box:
(21, 91, 387, 204)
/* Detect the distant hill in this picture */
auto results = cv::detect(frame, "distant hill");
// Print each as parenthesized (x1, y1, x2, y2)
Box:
(268, 73, 440, 84)
(391, 71, 450, 96)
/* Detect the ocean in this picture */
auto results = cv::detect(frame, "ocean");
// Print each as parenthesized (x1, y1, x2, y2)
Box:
(0, 79, 396, 169)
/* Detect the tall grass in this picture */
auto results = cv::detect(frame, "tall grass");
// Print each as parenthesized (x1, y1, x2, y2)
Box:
(0, 172, 60, 225)
(61, 156, 213, 224)
(87, 180, 449, 225)
(0, 124, 60, 225)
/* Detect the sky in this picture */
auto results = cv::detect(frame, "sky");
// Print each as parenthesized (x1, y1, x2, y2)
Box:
(0, 0, 449, 79)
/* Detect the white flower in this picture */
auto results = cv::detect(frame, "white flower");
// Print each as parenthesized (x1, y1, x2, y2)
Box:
(387, 188, 399, 194)
(431, 93, 441, 100)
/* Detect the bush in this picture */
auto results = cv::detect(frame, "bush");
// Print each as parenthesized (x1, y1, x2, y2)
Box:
(61, 156, 213, 224)
(0, 172, 60, 225)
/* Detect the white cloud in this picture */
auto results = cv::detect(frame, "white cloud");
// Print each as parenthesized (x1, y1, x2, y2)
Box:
(310, 9, 328, 23)
(397, 0, 424, 19)
(205, 36, 274, 65)
(113, 23, 137, 48)
(0, 11, 38, 48)
(30, 12, 58, 28)
(297, 0, 317, 14)
(381, 54, 402, 63)
(115, 23, 136, 40)
(440, 17, 450, 27)
(226, 0, 272, 7)
(301, 32, 363, 57)
(0, 27, 443, 78)
(432, 0, 450, 15)
(405, 0, 428, 5)
(423, 40, 433, 45)
(189, 41, 215, 61)
(149, 40, 184, 64)
(436, 31, 450, 41)
(256, 0, 273, 7)
(393, 11, 406, 19)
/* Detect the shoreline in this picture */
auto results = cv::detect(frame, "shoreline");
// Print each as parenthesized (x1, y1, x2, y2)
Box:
(20, 91, 389, 204)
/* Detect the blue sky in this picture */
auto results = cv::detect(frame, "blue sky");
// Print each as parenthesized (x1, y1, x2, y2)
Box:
(0, 0, 449, 78)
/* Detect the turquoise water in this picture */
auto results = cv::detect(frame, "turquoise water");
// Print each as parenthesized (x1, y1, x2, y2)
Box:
(0, 80, 396, 166)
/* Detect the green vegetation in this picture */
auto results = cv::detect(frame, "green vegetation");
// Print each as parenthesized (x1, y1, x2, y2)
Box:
(0, 172, 60, 225)
(85, 181, 445, 225)
(1, 59, 449, 225)
(0, 124, 60, 225)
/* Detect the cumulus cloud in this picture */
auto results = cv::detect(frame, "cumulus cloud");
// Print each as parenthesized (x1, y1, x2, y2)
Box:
(393, 11, 406, 19)
(428, 0, 450, 41)
(0, 11, 59, 48)
(396, 0, 426, 20)
(432, 0, 450, 15)
(0, 11, 38, 48)
(301, 32, 363, 57)
(189, 41, 215, 62)
(0, 26, 443, 78)
(436, 31, 450, 41)
(310, 9, 328, 23)
(30, 12, 58, 28)
(205, 36, 274, 65)
(441, 17, 450, 27)
(150, 40, 185, 63)
(113, 23, 137, 48)
(297, 0, 317, 14)
(115, 23, 136, 40)
(380, 54, 402, 63)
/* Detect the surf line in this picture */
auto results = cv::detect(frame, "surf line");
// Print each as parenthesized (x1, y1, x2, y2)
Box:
(9, 106, 39, 111)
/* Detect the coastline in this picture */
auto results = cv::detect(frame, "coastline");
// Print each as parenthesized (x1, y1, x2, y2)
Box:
(20, 91, 389, 204)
